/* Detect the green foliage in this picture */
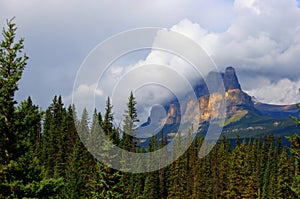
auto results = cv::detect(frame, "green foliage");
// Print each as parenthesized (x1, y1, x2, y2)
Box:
(286, 103, 300, 197)
(287, 133, 300, 197)
(90, 105, 124, 199)
(102, 97, 119, 145)
(0, 19, 299, 198)
(120, 92, 140, 198)
(91, 162, 124, 199)
(0, 19, 65, 199)
(143, 136, 160, 199)
(121, 91, 139, 152)
(167, 134, 188, 199)
(41, 96, 69, 178)
(291, 104, 300, 126)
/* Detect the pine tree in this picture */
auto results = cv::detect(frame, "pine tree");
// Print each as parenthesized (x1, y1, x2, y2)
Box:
(63, 136, 88, 199)
(167, 133, 188, 199)
(62, 105, 97, 198)
(242, 138, 257, 198)
(120, 92, 140, 198)
(143, 135, 160, 199)
(5, 97, 49, 198)
(276, 146, 292, 198)
(65, 105, 78, 156)
(91, 162, 124, 199)
(226, 141, 247, 199)
(159, 132, 168, 199)
(77, 108, 96, 195)
(102, 97, 119, 146)
(0, 19, 63, 198)
(0, 17, 28, 197)
(41, 95, 68, 178)
(289, 103, 300, 197)
(288, 133, 300, 197)
(262, 135, 275, 198)
(121, 91, 139, 152)
(131, 147, 146, 198)
(197, 139, 213, 199)
(91, 107, 124, 199)
(216, 136, 230, 198)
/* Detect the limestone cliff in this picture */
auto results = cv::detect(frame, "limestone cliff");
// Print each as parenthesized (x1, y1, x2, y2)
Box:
(165, 66, 254, 124)
(199, 67, 253, 121)
(199, 88, 253, 121)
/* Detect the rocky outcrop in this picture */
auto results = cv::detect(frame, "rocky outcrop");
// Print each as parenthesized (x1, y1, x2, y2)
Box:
(165, 104, 181, 124)
(222, 66, 241, 91)
(199, 88, 253, 121)
(165, 66, 254, 124)
(199, 67, 253, 121)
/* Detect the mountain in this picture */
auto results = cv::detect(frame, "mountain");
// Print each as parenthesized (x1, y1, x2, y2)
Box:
(222, 66, 241, 91)
(139, 67, 300, 146)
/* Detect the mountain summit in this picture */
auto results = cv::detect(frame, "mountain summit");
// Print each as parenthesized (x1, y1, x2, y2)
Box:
(222, 66, 241, 91)
(139, 66, 299, 143)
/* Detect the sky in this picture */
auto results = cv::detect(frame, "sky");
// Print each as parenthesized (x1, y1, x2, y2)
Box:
(1, 0, 300, 121)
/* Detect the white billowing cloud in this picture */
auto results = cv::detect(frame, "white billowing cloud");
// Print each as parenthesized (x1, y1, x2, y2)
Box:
(70, 83, 104, 115)
(245, 78, 300, 104)
(73, 84, 103, 98)
(168, 0, 300, 77)
(106, 27, 219, 123)
(170, 19, 217, 57)
(147, 0, 300, 105)
(215, 0, 300, 76)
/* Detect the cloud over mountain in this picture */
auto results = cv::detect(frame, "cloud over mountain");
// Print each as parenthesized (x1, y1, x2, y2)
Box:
(1, 0, 299, 111)
(165, 0, 300, 104)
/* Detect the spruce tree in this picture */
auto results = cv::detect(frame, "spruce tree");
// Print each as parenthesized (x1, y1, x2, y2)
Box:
(276, 146, 292, 198)
(288, 133, 300, 197)
(167, 133, 188, 199)
(41, 95, 68, 178)
(288, 101, 300, 197)
(120, 92, 140, 198)
(102, 97, 119, 145)
(0, 18, 28, 196)
(226, 141, 247, 199)
(63, 136, 88, 199)
(0, 19, 63, 198)
(121, 91, 139, 152)
(143, 135, 160, 199)
(91, 107, 124, 198)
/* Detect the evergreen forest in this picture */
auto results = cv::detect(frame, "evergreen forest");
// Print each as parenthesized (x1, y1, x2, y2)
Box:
(1, 19, 300, 199)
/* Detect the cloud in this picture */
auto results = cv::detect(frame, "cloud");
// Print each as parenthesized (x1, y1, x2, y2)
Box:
(69, 83, 104, 115)
(154, 0, 300, 104)
(73, 84, 103, 97)
(2, 0, 300, 115)
(245, 78, 300, 104)
(87, 0, 300, 123)
(0, 0, 234, 110)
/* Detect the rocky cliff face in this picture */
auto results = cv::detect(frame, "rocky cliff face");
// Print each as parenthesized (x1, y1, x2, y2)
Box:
(165, 103, 181, 124)
(199, 67, 253, 121)
(199, 88, 253, 121)
(165, 66, 254, 124)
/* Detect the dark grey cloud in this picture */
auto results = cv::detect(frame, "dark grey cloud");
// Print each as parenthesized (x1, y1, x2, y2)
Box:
(1, 0, 300, 110)
(0, 0, 234, 109)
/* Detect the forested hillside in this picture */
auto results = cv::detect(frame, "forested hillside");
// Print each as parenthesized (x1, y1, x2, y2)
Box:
(1, 19, 300, 199)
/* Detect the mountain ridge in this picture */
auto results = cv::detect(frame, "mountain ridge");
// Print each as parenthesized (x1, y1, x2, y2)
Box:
(138, 66, 299, 144)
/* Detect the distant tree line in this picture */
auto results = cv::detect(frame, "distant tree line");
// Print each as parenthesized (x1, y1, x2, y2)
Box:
(0, 18, 300, 199)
